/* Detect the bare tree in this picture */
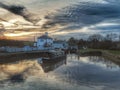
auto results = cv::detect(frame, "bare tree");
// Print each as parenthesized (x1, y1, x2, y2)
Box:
(88, 34, 104, 42)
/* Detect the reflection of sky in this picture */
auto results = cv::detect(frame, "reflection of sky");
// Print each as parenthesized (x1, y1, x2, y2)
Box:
(0, 0, 120, 40)
(0, 60, 45, 81)
(1, 55, 120, 90)
(79, 56, 120, 71)
(52, 55, 120, 89)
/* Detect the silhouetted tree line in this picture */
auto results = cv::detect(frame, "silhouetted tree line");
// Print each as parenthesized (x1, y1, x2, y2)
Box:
(0, 39, 33, 47)
(68, 33, 120, 50)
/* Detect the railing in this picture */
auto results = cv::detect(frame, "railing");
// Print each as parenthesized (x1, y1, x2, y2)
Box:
(3, 47, 54, 53)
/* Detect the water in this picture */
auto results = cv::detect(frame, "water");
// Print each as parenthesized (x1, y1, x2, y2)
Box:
(0, 54, 120, 90)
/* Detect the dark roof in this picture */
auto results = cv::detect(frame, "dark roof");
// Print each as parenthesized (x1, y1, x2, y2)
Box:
(38, 35, 52, 39)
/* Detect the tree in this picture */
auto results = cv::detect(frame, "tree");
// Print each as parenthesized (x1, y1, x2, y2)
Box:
(88, 34, 104, 42)
(68, 37, 78, 46)
(105, 33, 118, 41)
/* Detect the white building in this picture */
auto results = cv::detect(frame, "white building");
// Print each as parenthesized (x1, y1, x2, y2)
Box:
(36, 32, 53, 49)
(53, 40, 68, 50)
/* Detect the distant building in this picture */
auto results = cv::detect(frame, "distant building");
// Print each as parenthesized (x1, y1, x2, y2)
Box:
(36, 32, 53, 49)
(69, 45, 78, 50)
(53, 40, 68, 50)
(23, 46, 32, 51)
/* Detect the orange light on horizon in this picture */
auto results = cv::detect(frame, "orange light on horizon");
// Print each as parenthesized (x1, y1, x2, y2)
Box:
(4, 32, 40, 37)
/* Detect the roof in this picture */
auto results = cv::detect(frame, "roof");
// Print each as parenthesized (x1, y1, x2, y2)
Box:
(38, 35, 53, 39)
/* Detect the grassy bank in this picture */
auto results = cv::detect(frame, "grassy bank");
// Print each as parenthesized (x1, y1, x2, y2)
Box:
(107, 50, 120, 55)
(0, 39, 34, 47)
(79, 49, 120, 55)
(79, 49, 120, 62)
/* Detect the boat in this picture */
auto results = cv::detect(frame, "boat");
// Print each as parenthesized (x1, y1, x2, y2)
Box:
(42, 50, 67, 62)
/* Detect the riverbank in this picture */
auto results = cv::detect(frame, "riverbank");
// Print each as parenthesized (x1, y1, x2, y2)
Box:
(78, 49, 120, 63)
(0, 50, 52, 63)
(0, 50, 66, 64)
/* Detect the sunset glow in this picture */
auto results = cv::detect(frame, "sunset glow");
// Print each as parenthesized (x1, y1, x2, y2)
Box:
(0, 0, 120, 40)
(4, 32, 39, 37)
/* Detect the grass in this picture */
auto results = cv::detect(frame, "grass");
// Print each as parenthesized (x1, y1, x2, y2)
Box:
(107, 50, 120, 55)
(79, 48, 120, 55)
(79, 48, 102, 53)
(24, 41, 34, 46)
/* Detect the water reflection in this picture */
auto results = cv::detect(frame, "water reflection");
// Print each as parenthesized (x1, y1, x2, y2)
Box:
(40, 58, 66, 73)
(0, 54, 120, 90)
(55, 54, 120, 85)
(0, 57, 66, 83)
(79, 56, 120, 70)
(0, 60, 44, 83)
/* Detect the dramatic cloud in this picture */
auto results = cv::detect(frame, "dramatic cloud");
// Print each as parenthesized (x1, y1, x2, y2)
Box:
(0, 2, 40, 24)
(43, 1, 120, 31)
(0, 0, 120, 40)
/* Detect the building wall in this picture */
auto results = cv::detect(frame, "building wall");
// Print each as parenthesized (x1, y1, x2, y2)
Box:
(53, 42, 68, 49)
(37, 38, 53, 48)
(53, 43, 64, 49)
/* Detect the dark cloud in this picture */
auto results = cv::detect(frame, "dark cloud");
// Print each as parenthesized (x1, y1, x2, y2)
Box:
(0, 2, 40, 24)
(43, 1, 120, 31)
(0, 3, 25, 15)
(94, 25, 120, 30)
(0, 0, 120, 39)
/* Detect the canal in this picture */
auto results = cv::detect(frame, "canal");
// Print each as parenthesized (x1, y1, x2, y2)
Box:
(0, 54, 120, 90)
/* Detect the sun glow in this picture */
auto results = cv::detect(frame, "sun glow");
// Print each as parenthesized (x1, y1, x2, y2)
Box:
(0, 21, 15, 27)
(4, 32, 39, 37)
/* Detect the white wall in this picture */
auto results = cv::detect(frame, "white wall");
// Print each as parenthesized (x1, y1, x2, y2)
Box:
(53, 43, 64, 49)
(53, 42, 68, 49)
(37, 38, 53, 48)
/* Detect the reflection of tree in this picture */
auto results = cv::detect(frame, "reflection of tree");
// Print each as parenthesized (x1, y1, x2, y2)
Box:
(88, 56, 119, 69)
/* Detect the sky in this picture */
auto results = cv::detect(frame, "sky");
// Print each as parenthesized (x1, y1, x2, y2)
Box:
(0, 0, 120, 40)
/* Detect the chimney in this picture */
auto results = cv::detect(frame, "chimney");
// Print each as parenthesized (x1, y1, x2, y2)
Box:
(45, 32, 48, 36)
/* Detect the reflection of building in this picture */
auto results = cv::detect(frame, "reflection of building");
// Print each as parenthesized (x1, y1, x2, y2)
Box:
(40, 58, 67, 72)
(0, 56, 67, 83)
(36, 32, 53, 49)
